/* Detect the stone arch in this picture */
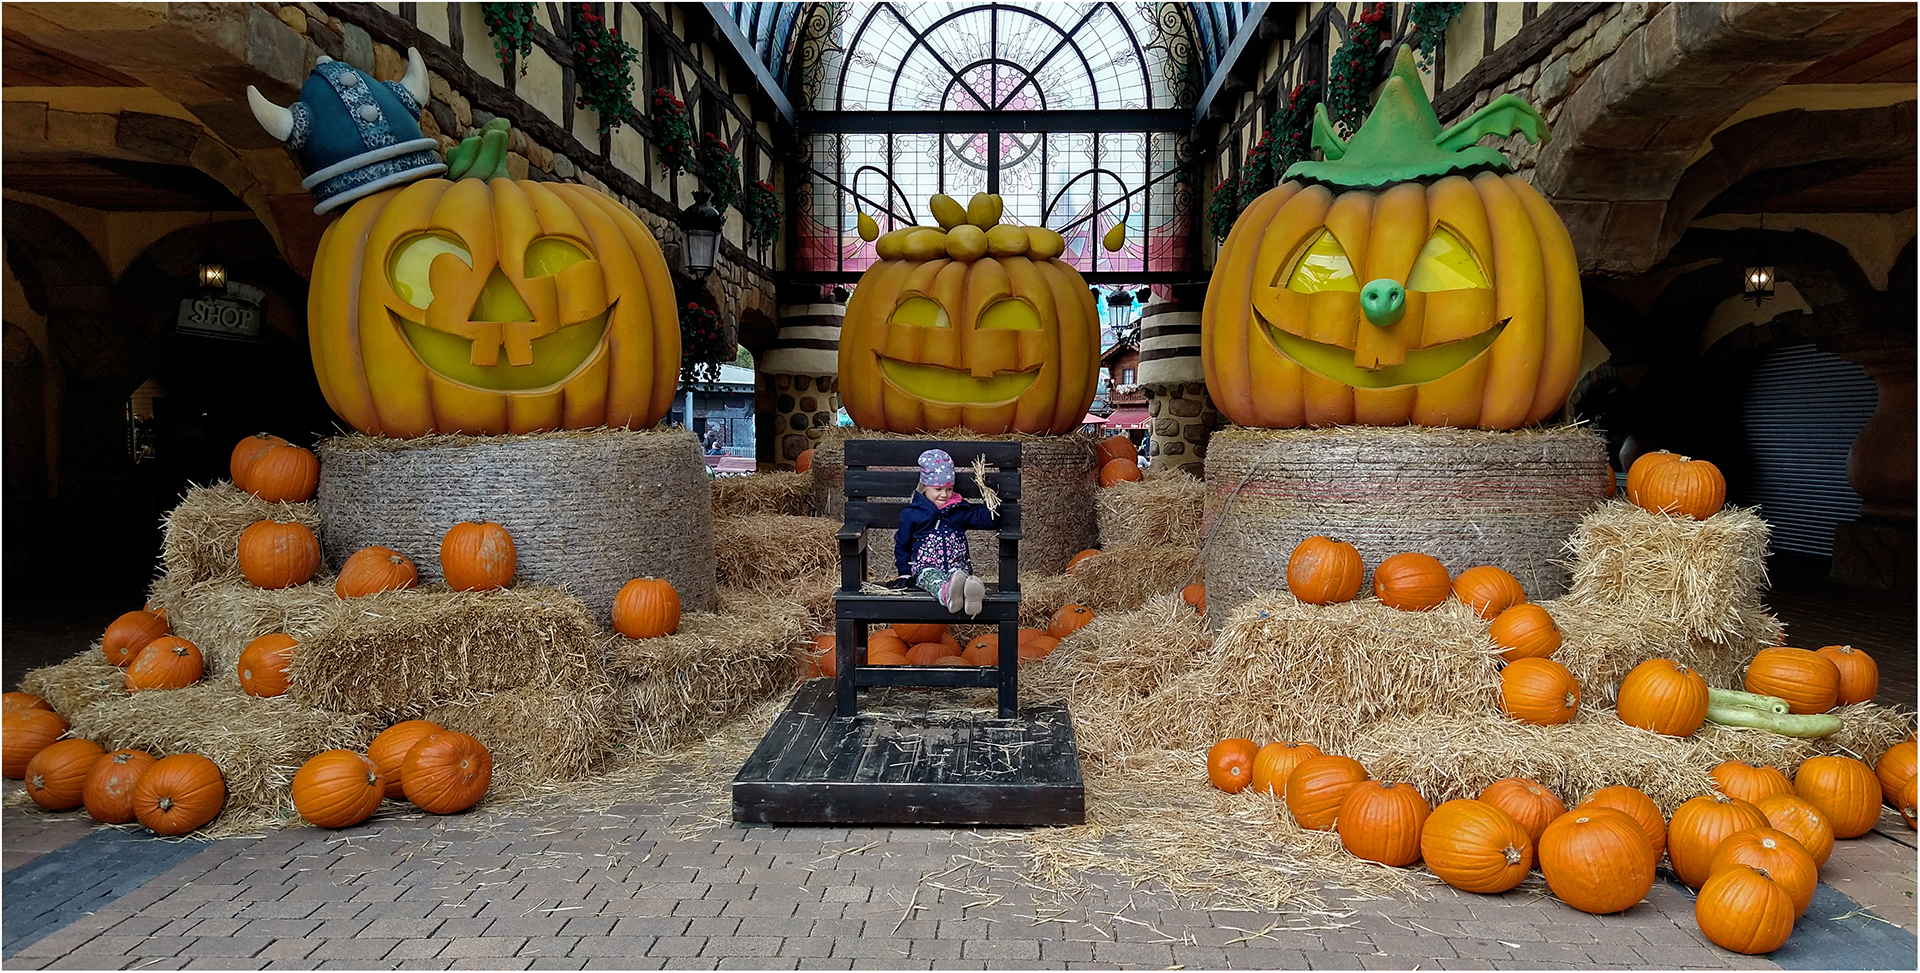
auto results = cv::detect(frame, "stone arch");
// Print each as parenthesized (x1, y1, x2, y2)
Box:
(2, 200, 130, 389)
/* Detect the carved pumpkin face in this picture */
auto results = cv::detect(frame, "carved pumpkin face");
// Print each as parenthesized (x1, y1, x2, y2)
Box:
(839, 195, 1099, 434)
(310, 177, 679, 436)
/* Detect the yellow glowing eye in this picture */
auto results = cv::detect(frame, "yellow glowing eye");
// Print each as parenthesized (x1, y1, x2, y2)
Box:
(1285, 231, 1360, 293)
(1406, 227, 1488, 292)
(389, 233, 473, 308)
(978, 298, 1040, 330)
(891, 296, 949, 328)
(525, 237, 590, 277)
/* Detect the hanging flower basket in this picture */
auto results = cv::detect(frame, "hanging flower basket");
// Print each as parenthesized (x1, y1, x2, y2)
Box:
(680, 302, 731, 385)
(481, 2, 537, 77)
(572, 3, 638, 134)
(699, 133, 741, 212)
(1328, 3, 1391, 139)
(1275, 82, 1320, 173)
(1408, 2, 1466, 69)
(650, 87, 695, 177)
(1208, 173, 1241, 242)
(743, 180, 781, 250)
(1242, 132, 1278, 200)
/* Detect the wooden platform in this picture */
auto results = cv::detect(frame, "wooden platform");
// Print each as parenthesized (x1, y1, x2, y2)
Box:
(732, 679, 1085, 826)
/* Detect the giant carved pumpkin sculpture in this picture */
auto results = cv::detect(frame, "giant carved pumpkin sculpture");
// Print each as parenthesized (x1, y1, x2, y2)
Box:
(1204, 48, 1582, 430)
(839, 194, 1099, 434)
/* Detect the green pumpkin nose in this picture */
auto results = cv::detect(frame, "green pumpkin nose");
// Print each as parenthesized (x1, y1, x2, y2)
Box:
(1361, 279, 1406, 327)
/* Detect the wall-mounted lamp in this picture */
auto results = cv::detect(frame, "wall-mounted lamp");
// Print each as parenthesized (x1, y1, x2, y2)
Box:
(198, 257, 227, 292)
(680, 190, 724, 280)
(1743, 265, 1776, 305)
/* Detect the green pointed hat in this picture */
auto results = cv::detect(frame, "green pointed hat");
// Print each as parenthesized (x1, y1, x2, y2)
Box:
(1285, 47, 1552, 189)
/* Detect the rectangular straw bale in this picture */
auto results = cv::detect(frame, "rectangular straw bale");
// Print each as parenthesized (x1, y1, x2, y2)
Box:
(1096, 471, 1206, 548)
(19, 647, 129, 718)
(603, 591, 810, 752)
(1544, 598, 1782, 701)
(425, 681, 620, 785)
(712, 470, 815, 518)
(65, 682, 381, 836)
(287, 585, 599, 719)
(146, 576, 345, 685)
(1561, 502, 1771, 641)
(1017, 595, 1216, 757)
(712, 514, 839, 590)
(160, 482, 325, 585)
(1014, 544, 1198, 629)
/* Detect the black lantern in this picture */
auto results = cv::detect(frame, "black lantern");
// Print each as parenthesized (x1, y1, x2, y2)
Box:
(1743, 264, 1776, 305)
(681, 190, 724, 280)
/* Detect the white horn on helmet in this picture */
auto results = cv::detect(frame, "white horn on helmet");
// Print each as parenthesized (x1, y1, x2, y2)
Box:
(247, 86, 295, 142)
(401, 48, 429, 106)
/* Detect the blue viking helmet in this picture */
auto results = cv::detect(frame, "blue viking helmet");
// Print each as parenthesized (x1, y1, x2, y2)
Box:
(247, 49, 447, 215)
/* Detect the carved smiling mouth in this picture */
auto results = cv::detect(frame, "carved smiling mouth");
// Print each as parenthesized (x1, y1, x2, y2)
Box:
(877, 354, 1040, 406)
(1257, 313, 1508, 389)
(393, 308, 611, 391)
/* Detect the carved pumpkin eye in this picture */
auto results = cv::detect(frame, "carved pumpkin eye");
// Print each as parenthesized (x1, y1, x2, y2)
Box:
(524, 237, 590, 276)
(978, 298, 1040, 331)
(891, 296, 950, 328)
(1285, 231, 1360, 294)
(1406, 227, 1489, 292)
(389, 233, 473, 308)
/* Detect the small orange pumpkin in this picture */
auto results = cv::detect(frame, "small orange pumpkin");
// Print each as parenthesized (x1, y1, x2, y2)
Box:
(1488, 603, 1560, 662)
(1099, 458, 1143, 486)
(1452, 565, 1525, 619)
(2, 692, 52, 715)
(1095, 434, 1137, 467)
(1709, 761, 1794, 806)
(1695, 864, 1797, 955)
(1537, 807, 1656, 914)
(83, 749, 157, 824)
(612, 577, 681, 638)
(1876, 739, 1917, 808)
(961, 634, 999, 667)
(237, 520, 321, 589)
(1615, 658, 1709, 737)
(1066, 549, 1102, 572)
(802, 634, 837, 678)
(1577, 786, 1666, 862)
(292, 749, 387, 829)
(1624, 450, 1680, 507)
(893, 622, 949, 644)
(131, 753, 226, 836)
(126, 636, 205, 692)
(237, 633, 298, 698)
(1899, 779, 1917, 830)
(441, 521, 517, 591)
(1249, 741, 1322, 797)
(1793, 754, 1880, 839)
(1285, 754, 1369, 830)
(1372, 552, 1451, 611)
(904, 642, 949, 666)
(1633, 454, 1725, 519)
(1667, 793, 1768, 889)
(1180, 582, 1206, 613)
(1338, 780, 1431, 866)
(867, 633, 910, 661)
(402, 730, 493, 814)
(1478, 778, 1566, 844)
(1753, 793, 1834, 868)
(25, 738, 107, 811)
(336, 546, 420, 598)
(230, 432, 289, 492)
(1286, 536, 1364, 605)
(1206, 738, 1258, 794)
(245, 440, 320, 503)
(1420, 799, 1534, 894)
(102, 609, 171, 666)
(368, 720, 444, 799)
(1708, 827, 1817, 918)
(1499, 657, 1579, 725)
(1744, 646, 1840, 715)
(1815, 644, 1878, 704)
(1046, 604, 1095, 639)
(3, 708, 68, 778)
(794, 449, 814, 473)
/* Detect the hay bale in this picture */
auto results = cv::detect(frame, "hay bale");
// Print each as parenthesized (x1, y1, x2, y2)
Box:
(145, 577, 345, 684)
(316, 426, 716, 624)
(19, 648, 128, 718)
(425, 681, 620, 786)
(1018, 595, 1216, 750)
(1096, 470, 1206, 548)
(603, 590, 809, 751)
(713, 514, 839, 590)
(1545, 597, 1783, 700)
(64, 682, 381, 836)
(812, 430, 1099, 579)
(1202, 425, 1608, 622)
(1560, 502, 1771, 642)
(160, 482, 326, 585)
(287, 586, 599, 720)
(713, 470, 815, 518)
(1012, 542, 1199, 628)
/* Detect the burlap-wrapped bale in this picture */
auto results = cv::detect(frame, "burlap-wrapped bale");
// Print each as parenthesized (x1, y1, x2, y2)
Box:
(603, 589, 810, 751)
(287, 586, 600, 720)
(1096, 470, 1206, 548)
(811, 430, 1099, 580)
(1561, 502, 1771, 643)
(145, 576, 344, 685)
(316, 427, 716, 624)
(160, 483, 327, 586)
(1202, 425, 1608, 624)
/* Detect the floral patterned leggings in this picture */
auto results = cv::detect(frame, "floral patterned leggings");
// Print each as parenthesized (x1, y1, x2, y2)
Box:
(910, 527, 973, 597)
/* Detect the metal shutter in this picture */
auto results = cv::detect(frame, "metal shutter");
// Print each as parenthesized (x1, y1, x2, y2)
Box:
(1737, 343, 1879, 556)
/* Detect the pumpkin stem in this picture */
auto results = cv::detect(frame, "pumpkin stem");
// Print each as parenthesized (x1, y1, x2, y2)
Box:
(1502, 845, 1523, 865)
(158, 797, 175, 811)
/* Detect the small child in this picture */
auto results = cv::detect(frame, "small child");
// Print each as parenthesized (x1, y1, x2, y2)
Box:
(895, 448, 997, 615)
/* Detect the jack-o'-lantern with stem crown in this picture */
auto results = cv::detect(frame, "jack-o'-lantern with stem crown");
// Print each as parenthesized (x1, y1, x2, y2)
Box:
(1204, 47, 1583, 430)
(838, 192, 1100, 435)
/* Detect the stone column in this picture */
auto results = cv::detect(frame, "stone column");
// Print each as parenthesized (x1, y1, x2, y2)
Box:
(760, 300, 844, 471)
(1832, 346, 1915, 588)
(1134, 292, 1219, 476)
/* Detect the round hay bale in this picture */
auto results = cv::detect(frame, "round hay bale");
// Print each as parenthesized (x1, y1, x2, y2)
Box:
(316, 427, 716, 625)
(1203, 425, 1608, 625)
(811, 430, 1099, 580)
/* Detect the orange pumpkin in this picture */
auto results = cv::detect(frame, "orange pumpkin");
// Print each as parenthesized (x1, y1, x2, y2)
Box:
(1899, 779, 1917, 830)
(1577, 786, 1666, 862)
(2, 692, 52, 715)
(1876, 739, 1917, 807)
(1284, 754, 1369, 830)
(1372, 552, 1451, 611)
(1066, 549, 1102, 573)
(1709, 761, 1794, 806)
(368, 720, 444, 799)
(1478, 778, 1566, 844)
(131, 753, 226, 836)
(802, 634, 837, 678)
(961, 634, 999, 667)
(1420, 799, 1534, 893)
(237, 520, 321, 589)
(1016, 629, 1059, 660)
(1249, 741, 1322, 797)
(1452, 565, 1525, 619)
(230, 432, 289, 491)
(1624, 450, 1679, 507)
(1286, 536, 1364, 605)
(1206, 738, 1259, 793)
(292, 749, 387, 829)
(1046, 604, 1095, 639)
(441, 521, 517, 591)
(1754, 793, 1834, 868)
(1815, 644, 1878, 704)
(867, 648, 908, 666)
(1095, 434, 1138, 467)
(1667, 793, 1768, 889)
(401, 730, 493, 814)
(245, 440, 320, 503)
(336, 546, 420, 598)
(1099, 458, 1143, 486)
(1615, 658, 1709, 737)
(612, 577, 681, 638)
(1744, 647, 1840, 715)
(1499, 657, 1579, 725)
(126, 636, 205, 692)
(3, 708, 68, 778)
(1488, 603, 1560, 662)
(1708, 827, 1817, 918)
(893, 622, 948, 645)
(1793, 755, 1880, 839)
(794, 449, 814, 473)
(839, 194, 1098, 435)
(83, 749, 158, 824)
(1180, 582, 1206, 613)
(1633, 455, 1725, 519)
(1695, 864, 1797, 955)
(904, 642, 949, 666)
(1337, 780, 1431, 866)
(867, 633, 910, 661)
(25, 738, 106, 811)
(1537, 807, 1656, 914)
(237, 633, 298, 698)
(102, 609, 171, 666)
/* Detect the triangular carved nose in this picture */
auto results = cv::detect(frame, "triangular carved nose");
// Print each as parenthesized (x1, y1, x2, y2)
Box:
(471, 268, 532, 323)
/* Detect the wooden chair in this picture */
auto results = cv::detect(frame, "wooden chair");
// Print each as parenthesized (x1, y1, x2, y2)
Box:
(832, 439, 1022, 718)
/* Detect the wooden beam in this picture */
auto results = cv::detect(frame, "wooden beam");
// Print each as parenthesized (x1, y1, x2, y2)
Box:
(1436, 2, 1606, 121)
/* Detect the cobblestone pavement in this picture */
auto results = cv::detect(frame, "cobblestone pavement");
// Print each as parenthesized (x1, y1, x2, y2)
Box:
(5, 781, 1914, 971)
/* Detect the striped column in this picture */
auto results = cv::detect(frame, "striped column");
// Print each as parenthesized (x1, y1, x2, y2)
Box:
(1135, 295, 1220, 477)
(760, 302, 844, 471)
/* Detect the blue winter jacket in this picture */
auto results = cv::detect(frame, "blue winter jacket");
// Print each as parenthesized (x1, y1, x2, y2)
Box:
(894, 493, 999, 576)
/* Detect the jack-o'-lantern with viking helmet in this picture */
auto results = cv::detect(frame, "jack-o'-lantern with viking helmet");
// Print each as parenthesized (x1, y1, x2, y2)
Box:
(250, 52, 679, 437)
(838, 193, 1100, 435)
(1204, 47, 1583, 430)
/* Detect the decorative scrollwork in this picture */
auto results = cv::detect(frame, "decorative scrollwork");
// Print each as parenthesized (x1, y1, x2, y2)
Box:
(1145, 2, 1201, 108)
(794, 1, 844, 109)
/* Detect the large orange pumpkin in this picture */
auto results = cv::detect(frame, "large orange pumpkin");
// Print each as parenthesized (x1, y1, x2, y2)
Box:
(102, 608, 170, 666)
(131, 753, 226, 836)
(839, 193, 1098, 434)
(1488, 603, 1560, 662)
(1744, 647, 1840, 715)
(893, 623, 949, 645)
(238, 520, 321, 589)
(441, 521, 517, 591)
(368, 720, 443, 799)
(126, 636, 205, 692)
(336, 546, 420, 598)
(1099, 458, 1143, 486)
(1615, 658, 1709, 737)
(1284, 754, 1369, 830)
(612, 577, 681, 638)
(401, 730, 493, 814)
(1478, 777, 1565, 844)
(244, 440, 320, 503)
(238, 633, 298, 697)
(1095, 434, 1137, 467)
(1202, 50, 1579, 430)
(1249, 741, 1322, 797)
(3, 708, 68, 778)
(1372, 552, 1451, 611)
(25, 738, 106, 811)
(1793, 755, 1881, 839)
(1451, 565, 1525, 619)
(1536, 808, 1655, 914)
(1633, 455, 1726, 519)
(1420, 799, 1533, 893)
(1709, 761, 1794, 806)
(1577, 786, 1666, 862)
(1286, 536, 1364, 605)
(2, 691, 51, 715)
(1877, 739, 1917, 807)
(1499, 657, 1579, 725)
(307, 128, 680, 437)
(1337, 780, 1430, 866)
(1753, 793, 1834, 868)
(1046, 604, 1095, 639)
(292, 749, 387, 829)
(1668, 793, 1768, 889)
(1624, 450, 1679, 507)
(1815, 644, 1878, 704)
(1695, 864, 1797, 955)
(1708, 827, 1817, 918)
(83, 749, 157, 824)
